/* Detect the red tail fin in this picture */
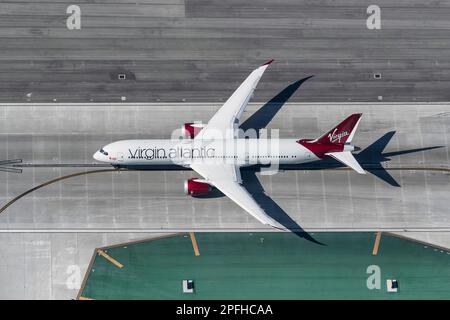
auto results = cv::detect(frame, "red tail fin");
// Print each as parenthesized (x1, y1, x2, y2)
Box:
(316, 113, 362, 145)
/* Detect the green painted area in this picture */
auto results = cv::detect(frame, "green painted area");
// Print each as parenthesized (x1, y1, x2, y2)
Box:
(81, 233, 450, 300)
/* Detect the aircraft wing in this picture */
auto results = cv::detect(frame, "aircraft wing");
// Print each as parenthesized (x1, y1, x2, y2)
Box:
(196, 59, 273, 139)
(190, 162, 279, 227)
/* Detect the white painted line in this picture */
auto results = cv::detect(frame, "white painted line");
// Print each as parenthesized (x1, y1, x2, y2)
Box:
(1, 228, 450, 233)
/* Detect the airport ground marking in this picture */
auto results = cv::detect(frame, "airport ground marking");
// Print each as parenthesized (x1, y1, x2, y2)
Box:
(66, 5, 81, 30)
(366, 5, 381, 30)
(97, 249, 124, 269)
(0, 168, 118, 215)
(372, 232, 382, 256)
(78, 296, 94, 300)
(189, 232, 201, 256)
(0, 166, 448, 216)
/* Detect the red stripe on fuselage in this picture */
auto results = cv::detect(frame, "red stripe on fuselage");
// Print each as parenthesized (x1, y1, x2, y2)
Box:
(296, 139, 344, 159)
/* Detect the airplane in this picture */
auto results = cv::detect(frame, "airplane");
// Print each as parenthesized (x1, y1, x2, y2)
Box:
(93, 59, 365, 229)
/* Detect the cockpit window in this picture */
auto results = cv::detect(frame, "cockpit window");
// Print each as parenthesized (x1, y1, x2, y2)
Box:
(100, 148, 108, 156)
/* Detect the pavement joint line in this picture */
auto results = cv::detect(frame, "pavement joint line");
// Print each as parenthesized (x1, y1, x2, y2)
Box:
(2, 102, 450, 107)
(372, 231, 382, 256)
(189, 232, 201, 256)
(97, 249, 124, 269)
(0, 166, 448, 217)
(2, 228, 450, 232)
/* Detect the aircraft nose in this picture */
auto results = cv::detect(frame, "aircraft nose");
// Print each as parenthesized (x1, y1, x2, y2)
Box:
(93, 151, 102, 161)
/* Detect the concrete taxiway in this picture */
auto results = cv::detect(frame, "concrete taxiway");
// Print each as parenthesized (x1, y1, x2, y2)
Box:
(0, 102, 448, 232)
(0, 232, 161, 299)
(1, 102, 449, 299)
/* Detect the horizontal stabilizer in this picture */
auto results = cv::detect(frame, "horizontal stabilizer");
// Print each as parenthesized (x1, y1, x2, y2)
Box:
(326, 151, 366, 174)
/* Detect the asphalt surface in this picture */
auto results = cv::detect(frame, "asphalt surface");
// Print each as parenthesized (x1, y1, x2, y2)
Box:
(2, 0, 450, 102)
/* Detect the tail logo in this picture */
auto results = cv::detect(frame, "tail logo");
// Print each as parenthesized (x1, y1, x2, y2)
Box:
(328, 128, 349, 144)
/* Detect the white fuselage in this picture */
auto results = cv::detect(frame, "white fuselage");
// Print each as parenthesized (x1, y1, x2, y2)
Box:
(93, 139, 321, 167)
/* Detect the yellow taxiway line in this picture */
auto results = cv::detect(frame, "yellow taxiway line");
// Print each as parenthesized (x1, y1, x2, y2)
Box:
(97, 249, 124, 269)
(0, 168, 118, 215)
(1, 166, 449, 216)
(189, 232, 201, 256)
(372, 232, 382, 255)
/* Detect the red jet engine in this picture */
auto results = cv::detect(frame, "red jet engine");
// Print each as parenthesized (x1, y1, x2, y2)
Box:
(182, 122, 205, 139)
(184, 178, 212, 196)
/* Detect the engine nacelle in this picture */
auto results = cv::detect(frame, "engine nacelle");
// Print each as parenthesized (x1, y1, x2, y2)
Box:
(182, 122, 205, 139)
(184, 178, 212, 196)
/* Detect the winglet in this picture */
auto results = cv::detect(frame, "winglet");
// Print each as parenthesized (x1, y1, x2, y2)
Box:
(261, 58, 274, 66)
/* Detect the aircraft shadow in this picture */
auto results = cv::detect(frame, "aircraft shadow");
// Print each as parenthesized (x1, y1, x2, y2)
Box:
(199, 131, 442, 245)
(240, 170, 324, 245)
(196, 171, 324, 245)
(239, 76, 324, 244)
(277, 131, 443, 187)
(192, 188, 225, 199)
(125, 81, 442, 245)
(240, 76, 314, 135)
